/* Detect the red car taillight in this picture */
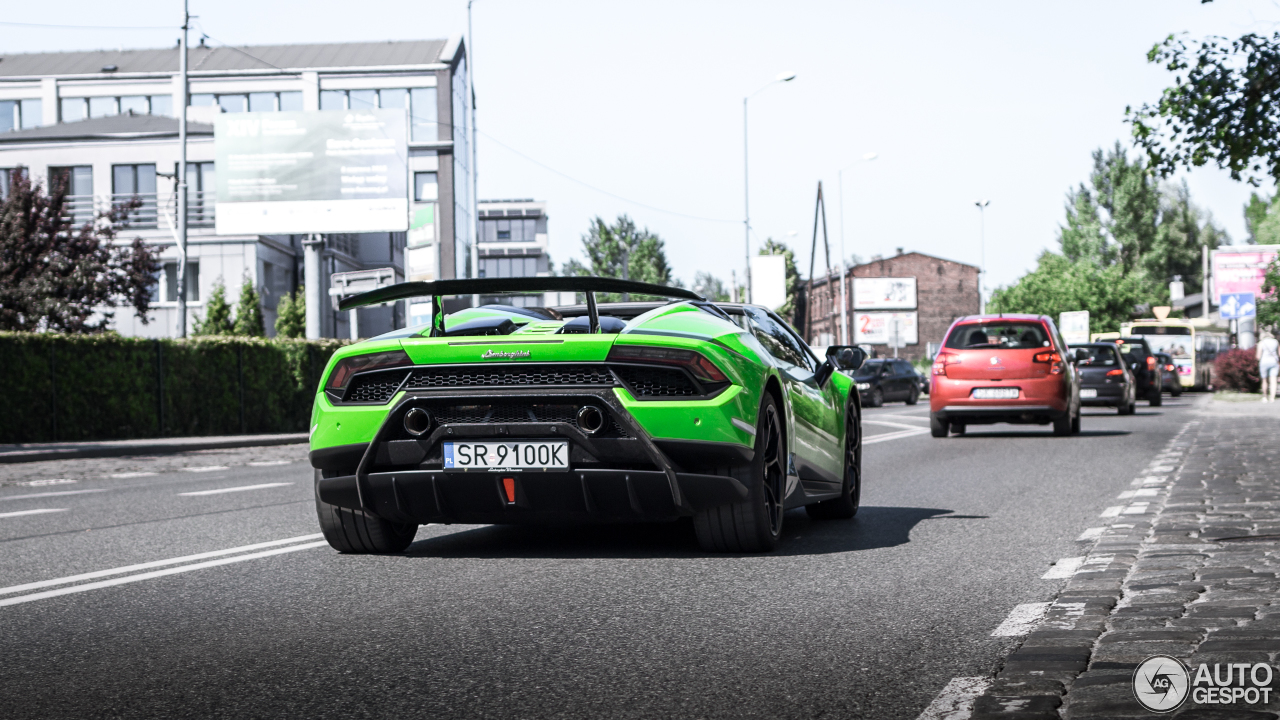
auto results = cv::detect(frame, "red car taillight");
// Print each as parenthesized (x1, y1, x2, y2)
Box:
(1034, 350, 1065, 375)
(1147, 356, 1156, 371)
(1106, 368, 1124, 376)
(1165, 364, 1175, 372)
(932, 352, 959, 376)
(325, 349, 413, 392)
(607, 344, 728, 384)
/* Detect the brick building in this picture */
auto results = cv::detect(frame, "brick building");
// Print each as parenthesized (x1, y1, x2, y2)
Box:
(803, 250, 979, 361)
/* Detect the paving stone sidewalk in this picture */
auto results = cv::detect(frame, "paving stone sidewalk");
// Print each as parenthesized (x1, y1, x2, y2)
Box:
(973, 402, 1280, 719)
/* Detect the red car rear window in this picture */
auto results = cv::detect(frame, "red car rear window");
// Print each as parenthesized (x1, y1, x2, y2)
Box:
(944, 322, 1051, 350)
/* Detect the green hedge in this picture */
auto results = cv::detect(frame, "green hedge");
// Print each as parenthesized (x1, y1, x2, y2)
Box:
(1, 333, 348, 443)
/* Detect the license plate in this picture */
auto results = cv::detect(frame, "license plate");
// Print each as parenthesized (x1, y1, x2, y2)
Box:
(1080, 388, 1098, 399)
(972, 387, 1019, 400)
(443, 441, 569, 471)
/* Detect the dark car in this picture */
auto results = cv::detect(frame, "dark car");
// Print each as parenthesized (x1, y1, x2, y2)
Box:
(1114, 337, 1161, 406)
(1154, 352, 1182, 397)
(914, 364, 929, 395)
(1072, 343, 1137, 415)
(854, 358, 921, 407)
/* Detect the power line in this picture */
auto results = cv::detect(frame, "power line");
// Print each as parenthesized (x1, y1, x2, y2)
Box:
(477, 129, 737, 225)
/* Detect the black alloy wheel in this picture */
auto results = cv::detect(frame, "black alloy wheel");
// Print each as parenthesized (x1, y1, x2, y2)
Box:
(807, 402, 861, 519)
(693, 393, 786, 552)
(906, 386, 919, 405)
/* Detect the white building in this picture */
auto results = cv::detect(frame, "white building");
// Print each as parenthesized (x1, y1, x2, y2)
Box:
(476, 199, 551, 307)
(0, 39, 472, 338)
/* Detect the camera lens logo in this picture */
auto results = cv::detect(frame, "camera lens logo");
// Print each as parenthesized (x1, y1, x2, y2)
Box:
(1133, 655, 1190, 713)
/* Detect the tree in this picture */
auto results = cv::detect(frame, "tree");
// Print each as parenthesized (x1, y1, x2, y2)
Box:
(1147, 180, 1227, 296)
(0, 170, 159, 332)
(562, 214, 674, 300)
(988, 252, 1151, 334)
(691, 271, 730, 302)
(1257, 258, 1280, 333)
(1245, 192, 1280, 245)
(758, 237, 800, 322)
(1090, 142, 1160, 272)
(275, 287, 306, 338)
(233, 277, 265, 337)
(1130, 31, 1280, 186)
(193, 280, 234, 336)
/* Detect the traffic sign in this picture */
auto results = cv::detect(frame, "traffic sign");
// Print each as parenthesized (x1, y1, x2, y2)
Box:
(1220, 292, 1257, 320)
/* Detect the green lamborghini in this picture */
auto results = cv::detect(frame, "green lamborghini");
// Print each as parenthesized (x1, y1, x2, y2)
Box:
(309, 277, 867, 554)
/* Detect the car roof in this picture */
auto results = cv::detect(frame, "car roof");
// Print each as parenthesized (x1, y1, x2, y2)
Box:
(953, 314, 1049, 324)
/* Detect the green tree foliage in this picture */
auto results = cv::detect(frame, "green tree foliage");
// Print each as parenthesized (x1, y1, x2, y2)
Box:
(274, 287, 306, 339)
(0, 169, 159, 332)
(989, 145, 1225, 332)
(1130, 31, 1280, 186)
(758, 237, 801, 322)
(1257, 258, 1280, 333)
(193, 280, 234, 336)
(1244, 192, 1280, 245)
(562, 215, 674, 301)
(233, 278, 265, 337)
(692, 271, 730, 302)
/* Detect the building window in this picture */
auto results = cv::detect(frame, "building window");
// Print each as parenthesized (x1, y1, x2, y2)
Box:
(218, 94, 248, 113)
(409, 87, 437, 142)
(190, 94, 216, 107)
(378, 88, 407, 110)
(120, 96, 148, 114)
(185, 161, 216, 225)
(89, 96, 118, 118)
(278, 91, 303, 111)
(414, 172, 438, 202)
(60, 97, 88, 123)
(113, 164, 158, 227)
(0, 100, 40, 133)
(479, 256, 538, 279)
(163, 261, 200, 303)
(0, 167, 27, 199)
(348, 89, 378, 110)
(49, 166, 93, 196)
(319, 90, 346, 110)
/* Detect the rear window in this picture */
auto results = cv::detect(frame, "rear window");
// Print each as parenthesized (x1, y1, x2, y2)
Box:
(1117, 342, 1149, 357)
(855, 360, 887, 377)
(1076, 346, 1118, 367)
(945, 323, 1051, 350)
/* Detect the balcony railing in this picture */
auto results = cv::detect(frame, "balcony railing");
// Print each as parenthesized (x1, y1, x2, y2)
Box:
(61, 192, 217, 231)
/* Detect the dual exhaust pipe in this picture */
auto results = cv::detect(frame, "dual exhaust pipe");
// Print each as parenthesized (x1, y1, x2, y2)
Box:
(402, 405, 608, 436)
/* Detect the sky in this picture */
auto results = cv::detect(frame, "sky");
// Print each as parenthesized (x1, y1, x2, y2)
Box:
(5, 0, 1280, 295)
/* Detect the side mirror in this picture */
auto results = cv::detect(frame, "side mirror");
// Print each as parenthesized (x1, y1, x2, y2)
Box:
(826, 345, 867, 372)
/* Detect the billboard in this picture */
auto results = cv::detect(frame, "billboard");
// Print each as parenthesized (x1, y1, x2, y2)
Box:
(854, 311, 918, 346)
(853, 277, 917, 309)
(751, 255, 788, 310)
(1212, 246, 1280, 306)
(215, 110, 408, 235)
(1059, 310, 1090, 345)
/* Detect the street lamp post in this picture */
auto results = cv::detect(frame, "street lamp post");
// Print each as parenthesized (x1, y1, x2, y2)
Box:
(176, 0, 190, 338)
(974, 200, 990, 314)
(743, 72, 795, 304)
(837, 152, 877, 344)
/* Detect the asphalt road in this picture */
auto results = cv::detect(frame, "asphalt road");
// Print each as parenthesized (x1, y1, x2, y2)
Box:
(0, 394, 1198, 719)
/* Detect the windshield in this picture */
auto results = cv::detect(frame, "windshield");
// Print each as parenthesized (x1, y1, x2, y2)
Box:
(1075, 346, 1119, 367)
(1116, 342, 1149, 358)
(945, 323, 1050, 350)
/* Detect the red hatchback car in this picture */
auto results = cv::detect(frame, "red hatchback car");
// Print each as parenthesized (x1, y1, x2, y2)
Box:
(930, 314, 1082, 437)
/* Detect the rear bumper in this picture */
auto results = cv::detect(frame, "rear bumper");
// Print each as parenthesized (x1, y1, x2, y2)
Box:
(1079, 384, 1127, 406)
(930, 376, 1069, 423)
(316, 468, 747, 524)
(934, 404, 1064, 424)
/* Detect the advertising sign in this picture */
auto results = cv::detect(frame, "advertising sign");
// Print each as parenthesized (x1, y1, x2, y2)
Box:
(751, 255, 788, 310)
(1059, 310, 1090, 345)
(1212, 247, 1280, 306)
(853, 277, 917, 310)
(215, 109, 408, 234)
(854, 311, 918, 345)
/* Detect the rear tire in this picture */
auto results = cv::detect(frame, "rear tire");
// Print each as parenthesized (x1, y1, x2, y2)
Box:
(906, 387, 919, 406)
(315, 472, 417, 554)
(1171, 384, 1182, 397)
(1117, 402, 1131, 416)
(1071, 408, 1081, 434)
(930, 413, 949, 438)
(807, 402, 861, 520)
(1148, 387, 1163, 407)
(694, 394, 786, 553)
(1053, 413, 1072, 436)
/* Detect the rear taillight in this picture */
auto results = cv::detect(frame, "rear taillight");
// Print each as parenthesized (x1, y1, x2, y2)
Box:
(1165, 364, 1175, 372)
(325, 349, 413, 392)
(1106, 368, 1124, 376)
(932, 352, 959, 376)
(1034, 350, 1065, 375)
(1147, 356, 1156, 371)
(607, 344, 728, 384)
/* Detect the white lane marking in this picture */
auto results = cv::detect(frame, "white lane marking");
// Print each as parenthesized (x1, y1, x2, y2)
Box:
(862, 419, 930, 431)
(0, 508, 67, 519)
(916, 676, 992, 720)
(991, 602, 1051, 636)
(0, 541, 329, 608)
(1146, 465, 1175, 473)
(0, 534, 325, 597)
(179, 482, 293, 497)
(247, 460, 291, 467)
(1041, 556, 1086, 579)
(0, 489, 106, 502)
(1122, 502, 1150, 515)
(1140, 476, 1168, 486)
(1075, 554, 1115, 573)
(863, 427, 931, 445)
(17, 478, 76, 487)
(109, 472, 157, 478)
(1100, 506, 1123, 517)
(181, 466, 230, 473)
(1117, 488, 1157, 499)
(1076, 527, 1105, 541)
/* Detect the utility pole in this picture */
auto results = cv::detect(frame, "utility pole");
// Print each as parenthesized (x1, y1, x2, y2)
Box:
(1202, 244, 1210, 321)
(304, 234, 322, 338)
(838, 152, 877, 344)
(176, 0, 190, 338)
(743, 72, 795, 304)
(974, 200, 990, 314)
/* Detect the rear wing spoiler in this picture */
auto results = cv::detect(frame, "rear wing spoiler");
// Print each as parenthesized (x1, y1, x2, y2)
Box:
(338, 276, 704, 336)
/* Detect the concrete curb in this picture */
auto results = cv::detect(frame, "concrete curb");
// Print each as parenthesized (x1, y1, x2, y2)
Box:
(0, 434, 309, 464)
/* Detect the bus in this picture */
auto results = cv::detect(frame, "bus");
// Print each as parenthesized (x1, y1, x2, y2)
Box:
(1119, 319, 1228, 391)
